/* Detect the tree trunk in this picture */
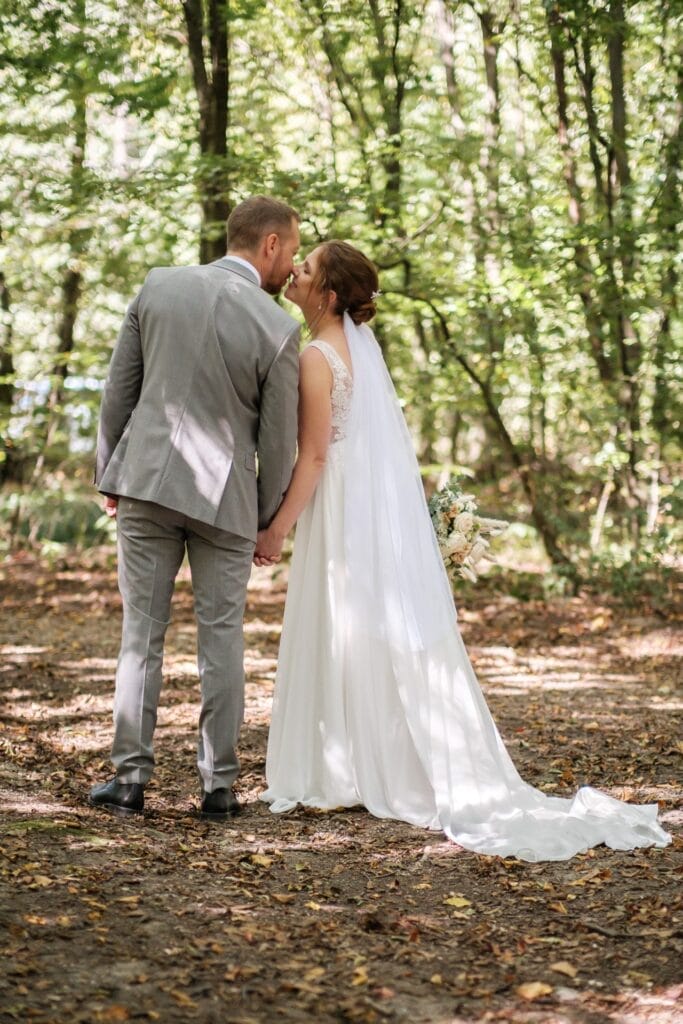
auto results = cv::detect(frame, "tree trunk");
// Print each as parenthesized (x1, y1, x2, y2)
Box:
(546, 8, 614, 384)
(418, 296, 578, 577)
(367, 0, 406, 228)
(469, 8, 506, 364)
(547, 5, 646, 544)
(478, 9, 502, 237)
(652, 56, 682, 445)
(183, 0, 231, 264)
(414, 314, 437, 464)
(33, 82, 88, 479)
(591, 471, 615, 551)
(449, 409, 462, 470)
(0, 226, 17, 483)
(432, 5, 575, 574)
(607, 0, 642, 489)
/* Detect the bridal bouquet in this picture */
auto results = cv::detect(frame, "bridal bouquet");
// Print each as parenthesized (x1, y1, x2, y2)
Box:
(428, 479, 508, 583)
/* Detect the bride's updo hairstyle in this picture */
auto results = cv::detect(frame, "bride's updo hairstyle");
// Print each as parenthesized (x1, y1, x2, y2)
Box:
(314, 241, 379, 325)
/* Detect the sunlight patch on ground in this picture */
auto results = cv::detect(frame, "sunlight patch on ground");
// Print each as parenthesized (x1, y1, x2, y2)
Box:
(609, 984, 683, 1024)
(244, 653, 277, 676)
(640, 696, 683, 712)
(470, 641, 662, 698)
(487, 675, 621, 690)
(246, 680, 274, 694)
(244, 619, 282, 637)
(615, 628, 683, 659)
(57, 657, 116, 671)
(155, 702, 200, 722)
(2, 694, 112, 721)
(163, 657, 198, 675)
(524, 654, 644, 679)
(659, 808, 683, 826)
(1, 644, 48, 658)
(471, 644, 518, 660)
(0, 790, 74, 816)
(481, 671, 634, 693)
(608, 783, 682, 805)
(247, 563, 288, 591)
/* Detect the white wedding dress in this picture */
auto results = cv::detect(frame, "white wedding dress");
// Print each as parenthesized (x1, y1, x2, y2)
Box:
(261, 319, 671, 862)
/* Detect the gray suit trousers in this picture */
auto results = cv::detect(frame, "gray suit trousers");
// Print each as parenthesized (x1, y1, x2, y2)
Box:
(112, 498, 254, 791)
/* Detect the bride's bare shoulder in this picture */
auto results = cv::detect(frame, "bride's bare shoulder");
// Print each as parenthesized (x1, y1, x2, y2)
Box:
(300, 343, 333, 377)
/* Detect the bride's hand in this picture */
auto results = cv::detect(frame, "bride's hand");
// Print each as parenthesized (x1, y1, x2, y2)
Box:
(254, 526, 285, 567)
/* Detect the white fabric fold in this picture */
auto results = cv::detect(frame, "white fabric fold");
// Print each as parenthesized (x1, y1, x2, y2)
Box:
(340, 313, 671, 861)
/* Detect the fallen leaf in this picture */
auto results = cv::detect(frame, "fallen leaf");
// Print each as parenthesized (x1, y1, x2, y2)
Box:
(225, 966, 260, 981)
(624, 970, 653, 986)
(95, 1008, 130, 1022)
(550, 961, 578, 978)
(250, 853, 272, 868)
(170, 990, 197, 1007)
(30, 875, 53, 888)
(444, 894, 472, 908)
(517, 982, 553, 1001)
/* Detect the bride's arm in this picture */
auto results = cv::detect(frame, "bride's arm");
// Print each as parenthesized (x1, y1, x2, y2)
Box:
(254, 347, 332, 564)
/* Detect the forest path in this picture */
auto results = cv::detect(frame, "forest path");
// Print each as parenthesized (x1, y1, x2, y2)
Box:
(1, 555, 681, 1024)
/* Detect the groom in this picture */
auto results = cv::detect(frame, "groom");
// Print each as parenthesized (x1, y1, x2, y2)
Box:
(90, 195, 301, 820)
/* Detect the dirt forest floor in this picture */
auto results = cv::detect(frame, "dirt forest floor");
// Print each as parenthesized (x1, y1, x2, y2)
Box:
(0, 553, 681, 1024)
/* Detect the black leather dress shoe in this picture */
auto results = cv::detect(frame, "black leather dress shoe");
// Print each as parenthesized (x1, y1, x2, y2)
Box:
(199, 788, 241, 821)
(89, 778, 144, 816)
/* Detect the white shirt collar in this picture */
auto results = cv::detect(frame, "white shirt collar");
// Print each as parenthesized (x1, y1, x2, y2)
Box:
(224, 254, 261, 286)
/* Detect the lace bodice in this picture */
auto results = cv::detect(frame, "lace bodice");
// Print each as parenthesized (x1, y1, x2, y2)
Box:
(307, 340, 353, 443)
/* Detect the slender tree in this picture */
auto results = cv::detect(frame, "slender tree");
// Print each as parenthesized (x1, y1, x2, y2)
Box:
(182, 0, 231, 264)
(0, 222, 16, 482)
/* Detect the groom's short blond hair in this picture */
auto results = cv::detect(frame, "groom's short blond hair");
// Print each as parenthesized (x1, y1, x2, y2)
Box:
(227, 196, 300, 252)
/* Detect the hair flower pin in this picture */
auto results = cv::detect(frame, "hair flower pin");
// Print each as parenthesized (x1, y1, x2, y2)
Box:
(371, 289, 382, 300)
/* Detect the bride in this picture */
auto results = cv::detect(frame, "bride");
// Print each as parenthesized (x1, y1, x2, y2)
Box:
(254, 240, 671, 862)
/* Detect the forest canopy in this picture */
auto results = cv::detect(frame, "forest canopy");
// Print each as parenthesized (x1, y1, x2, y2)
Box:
(0, 0, 680, 585)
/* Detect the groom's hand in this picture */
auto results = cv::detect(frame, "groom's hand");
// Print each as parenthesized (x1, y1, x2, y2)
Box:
(103, 496, 118, 519)
(254, 526, 285, 567)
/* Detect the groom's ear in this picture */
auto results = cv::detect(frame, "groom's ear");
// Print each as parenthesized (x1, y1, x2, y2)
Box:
(263, 232, 279, 258)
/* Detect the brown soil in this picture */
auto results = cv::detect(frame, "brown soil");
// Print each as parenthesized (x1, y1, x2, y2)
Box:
(1, 553, 681, 1024)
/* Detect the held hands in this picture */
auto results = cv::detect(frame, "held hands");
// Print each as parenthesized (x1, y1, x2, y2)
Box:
(254, 525, 286, 567)
(103, 497, 118, 519)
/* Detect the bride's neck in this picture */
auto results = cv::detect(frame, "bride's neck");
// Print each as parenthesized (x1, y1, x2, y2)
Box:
(307, 311, 344, 340)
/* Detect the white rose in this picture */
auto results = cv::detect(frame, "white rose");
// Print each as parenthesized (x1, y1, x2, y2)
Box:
(445, 532, 469, 558)
(454, 512, 475, 535)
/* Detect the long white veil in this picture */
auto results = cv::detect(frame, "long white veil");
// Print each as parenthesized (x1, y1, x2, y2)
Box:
(342, 313, 670, 861)
(343, 315, 456, 652)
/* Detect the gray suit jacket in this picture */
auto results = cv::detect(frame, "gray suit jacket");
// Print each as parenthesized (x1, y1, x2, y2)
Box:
(95, 258, 300, 540)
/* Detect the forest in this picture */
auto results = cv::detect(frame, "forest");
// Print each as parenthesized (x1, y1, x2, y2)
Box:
(1, 5, 681, 1024)
(0, 0, 680, 589)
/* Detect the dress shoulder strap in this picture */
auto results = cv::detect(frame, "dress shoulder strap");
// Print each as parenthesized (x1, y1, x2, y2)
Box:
(307, 340, 352, 379)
